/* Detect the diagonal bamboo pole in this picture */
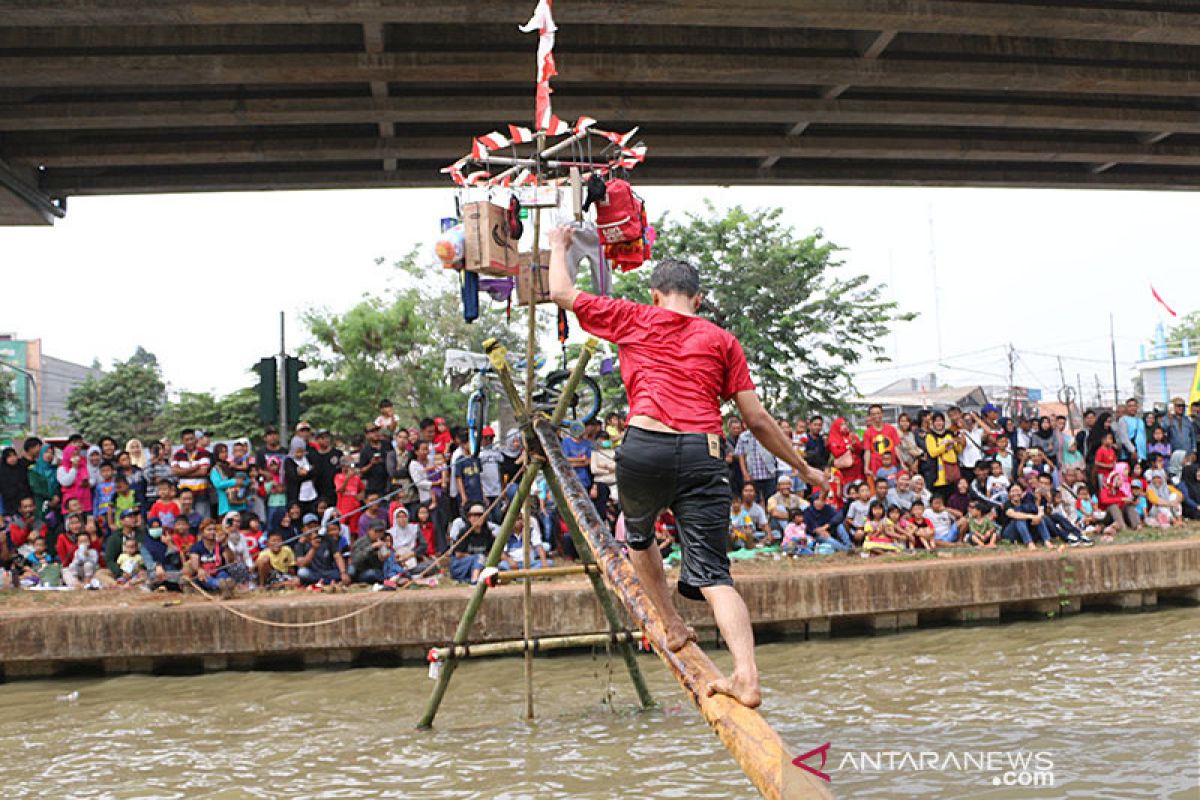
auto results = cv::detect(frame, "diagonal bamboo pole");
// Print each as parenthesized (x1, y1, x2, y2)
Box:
(532, 419, 833, 800)
(416, 463, 541, 730)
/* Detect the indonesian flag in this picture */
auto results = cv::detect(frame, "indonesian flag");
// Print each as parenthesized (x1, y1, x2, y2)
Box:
(1151, 284, 1178, 317)
(472, 131, 509, 159)
(519, 0, 558, 132)
(543, 114, 570, 136)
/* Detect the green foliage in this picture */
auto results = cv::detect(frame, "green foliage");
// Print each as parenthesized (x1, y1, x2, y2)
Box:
(67, 349, 166, 442)
(156, 387, 262, 442)
(629, 202, 914, 417)
(1166, 310, 1200, 351)
(0, 370, 17, 422)
(299, 251, 516, 441)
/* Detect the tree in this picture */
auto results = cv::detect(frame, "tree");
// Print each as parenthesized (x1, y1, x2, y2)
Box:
(626, 203, 914, 417)
(299, 251, 517, 441)
(0, 370, 17, 422)
(67, 349, 166, 442)
(155, 386, 261, 442)
(1166, 310, 1200, 352)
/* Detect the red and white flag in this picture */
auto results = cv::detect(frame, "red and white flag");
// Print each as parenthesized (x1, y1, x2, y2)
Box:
(574, 115, 597, 133)
(519, 0, 558, 132)
(1151, 284, 1178, 317)
(543, 114, 570, 136)
(507, 124, 533, 145)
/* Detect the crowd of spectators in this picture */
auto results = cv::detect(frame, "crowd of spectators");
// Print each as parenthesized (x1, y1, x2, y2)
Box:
(719, 397, 1200, 558)
(2, 393, 1198, 592)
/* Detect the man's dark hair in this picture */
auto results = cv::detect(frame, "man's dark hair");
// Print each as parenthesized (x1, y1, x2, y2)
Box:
(868, 404, 883, 414)
(809, 414, 823, 422)
(22, 437, 41, 453)
(181, 428, 196, 438)
(419, 417, 435, 430)
(649, 258, 700, 297)
(99, 436, 116, 448)
(379, 398, 393, 408)
(1126, 397, 1138, 405)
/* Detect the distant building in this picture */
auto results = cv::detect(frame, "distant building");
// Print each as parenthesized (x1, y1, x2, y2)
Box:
(1134, 325, 1199, 411)
(0, 335, 103, 439)
(857, 375, 1045, 423)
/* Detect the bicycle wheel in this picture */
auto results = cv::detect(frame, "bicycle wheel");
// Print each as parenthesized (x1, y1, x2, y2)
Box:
(540, 371, 603, 426)
(466, 390, 488, 456)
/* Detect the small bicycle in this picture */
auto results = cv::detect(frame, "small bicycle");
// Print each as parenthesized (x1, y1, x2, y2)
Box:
(444, 348, 604, 455)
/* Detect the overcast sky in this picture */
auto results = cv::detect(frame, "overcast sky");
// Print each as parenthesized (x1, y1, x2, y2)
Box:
(2, 184, 1194, 404)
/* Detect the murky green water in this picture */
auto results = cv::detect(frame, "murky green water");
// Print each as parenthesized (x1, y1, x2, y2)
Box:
(3, 607, 1198, 799)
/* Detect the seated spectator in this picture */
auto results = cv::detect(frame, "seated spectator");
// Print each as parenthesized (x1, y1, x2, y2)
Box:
(924, 494, 961, 545)
(502, 514, 552, 570)
(187, 519, 235, 595)
(802, 491, 851, 552)
(64, 531, 101, 589)
(964, 502, 998, 547)
(1146, 472, 1185, 528)
(843, 481, 873, 546)
(113, 474, 138, 518)
(654, 511, 678, 560)
(149, 479, 180, 530)
(729, 484, 769, 549)
(176, 489, 204, 534)
(1034, 474, 1089, 546)
(862, 501, 901, 556)
(141, 516, 183, 591)
(8, 496, 47, 548)
(115, 537, 147, 587)
(780, 508, 812, 557)
(873, 451, 902, 489)
(296, 517, 350, 587)
(386, 507, 432, 575)
(221, 512, 255, 587)
(356, 491, 389, 540)
(1099, 464, 1140, 533)
(448, 503, 496, 584)
(906, 500, 936, 550)
(350, 519, 391, 584)
(255, 530, 300, 590)
(766, 477, 807, 539)
(1001, 485, 1053, 551)
(104, 508, 144, 579)
(18, 534, 56, 587)
(886, 473, 917, 513)
(909, 474, 932, 507)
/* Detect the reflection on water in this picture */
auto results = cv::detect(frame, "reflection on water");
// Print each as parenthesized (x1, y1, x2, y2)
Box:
(4, 607, 1198, 799)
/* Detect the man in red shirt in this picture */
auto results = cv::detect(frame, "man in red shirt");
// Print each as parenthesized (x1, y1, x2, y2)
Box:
(863, 403, 900, 482)
(549, 225, 827, 708)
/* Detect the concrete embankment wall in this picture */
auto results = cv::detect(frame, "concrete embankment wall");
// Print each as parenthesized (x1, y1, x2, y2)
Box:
(1, 540, 1197, 681)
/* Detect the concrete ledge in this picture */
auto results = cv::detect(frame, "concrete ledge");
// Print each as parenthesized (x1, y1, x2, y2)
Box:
(1, 539, 1197, 680)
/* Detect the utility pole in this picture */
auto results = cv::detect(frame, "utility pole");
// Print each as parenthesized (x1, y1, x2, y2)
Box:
(928, 204, 944, 363)
(1007, 343, 1016, 417)
(1094, 374, 1104, 409)
(279, 311, 287, 437)
(1109, 313, 1121, 408)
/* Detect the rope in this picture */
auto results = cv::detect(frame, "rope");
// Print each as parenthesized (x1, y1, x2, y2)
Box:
(179, 467, 526, 630)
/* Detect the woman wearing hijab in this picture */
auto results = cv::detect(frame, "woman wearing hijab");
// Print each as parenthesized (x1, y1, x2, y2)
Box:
(1031, 416, 1060, 468)
(924, 412, 963, 501)
(1099, 462, 1140, 534)
(0, 447, 29, 516)
(57, 444, 92, 513)
(125, 439, 146, 470)
(827, 417, 865, 492)
(285, 436, 318, 513)
(85, 445, 103, 488)
(29, 444, 60, 522)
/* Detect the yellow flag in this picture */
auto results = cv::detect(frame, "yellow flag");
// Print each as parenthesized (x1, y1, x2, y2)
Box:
(1190, 353, 1200, 407)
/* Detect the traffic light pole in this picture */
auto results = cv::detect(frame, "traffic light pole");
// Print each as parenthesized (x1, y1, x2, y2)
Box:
(279, 311, 288, 438)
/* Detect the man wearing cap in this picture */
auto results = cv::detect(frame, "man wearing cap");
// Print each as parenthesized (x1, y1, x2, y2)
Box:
(350, 518, 390, 584)
(447, 502, 497, 584)
(296, 514, 349, 586)
(1164, 397, 1196, 471)
(549, 226, 827, 709)
(357, 423, 389, 497)
(477, 427, 504, 511)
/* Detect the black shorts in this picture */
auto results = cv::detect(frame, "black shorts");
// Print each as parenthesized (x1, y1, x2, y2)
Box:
(616, 427, 733, 601)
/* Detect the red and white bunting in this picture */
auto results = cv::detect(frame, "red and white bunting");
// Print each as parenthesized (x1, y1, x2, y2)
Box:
(519, 0, 558, 132)
(575, 115, 598, 133)
(508, 124, 534, 144)
(543, 115, 570, 136)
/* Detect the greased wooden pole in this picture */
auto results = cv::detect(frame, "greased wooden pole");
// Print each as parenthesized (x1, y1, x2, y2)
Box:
(533, 419, 834, 800)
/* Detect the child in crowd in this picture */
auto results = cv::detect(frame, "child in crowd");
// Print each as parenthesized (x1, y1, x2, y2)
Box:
(843, 482, 873, 546)
(116, 537, 146, 587)
(255, 530, 300, 589)
(862, 501, 900, 556)
(335, 460, 364, 535)
(873, 452, 902, 489)
(729, 498, 757, 549)
(149, 479, 180, 529)
(1148, 427, 1172, 462)
(964, 502, 998, 547)
(263, 457, 288, 533)
(924, 494, 961, 545)
(113, 474, 138, 518)
(66, 532, 100, 589)
(986, 460, 1011, 507)
(170, 516, 196, 555)
(907, 500, 936, 550)
(231, 472, 253, 507)
(781, 508, 812, 556)
(93, 460, 118, 532)
(1129, 479, 1149, 523)
(1094, 431, 1118, 487)
(993, 435, 1014, 478)
(654, 511, 678, 560)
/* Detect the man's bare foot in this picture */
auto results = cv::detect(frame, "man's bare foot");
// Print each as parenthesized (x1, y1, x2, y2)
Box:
(663, 619, 697, 652)
(706, 670, 762, 708)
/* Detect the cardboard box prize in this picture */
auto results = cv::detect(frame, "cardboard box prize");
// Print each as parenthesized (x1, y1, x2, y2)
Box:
(515, 249, 553, 306)
(463, 201, 519, 276)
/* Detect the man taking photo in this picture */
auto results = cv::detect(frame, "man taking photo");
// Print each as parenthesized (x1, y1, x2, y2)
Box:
(549, 225, 826, 709)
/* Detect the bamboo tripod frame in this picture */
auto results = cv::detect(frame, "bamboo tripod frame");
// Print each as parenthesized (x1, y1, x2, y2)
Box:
(416, 336, 655, 731)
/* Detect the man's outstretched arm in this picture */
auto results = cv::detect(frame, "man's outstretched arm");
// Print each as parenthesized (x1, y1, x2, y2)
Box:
(548, 224, 581, 310)
(734, 390, 829, 492)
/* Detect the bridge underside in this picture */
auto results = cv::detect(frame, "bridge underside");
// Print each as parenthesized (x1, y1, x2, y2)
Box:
(4, 1, 1200, 223)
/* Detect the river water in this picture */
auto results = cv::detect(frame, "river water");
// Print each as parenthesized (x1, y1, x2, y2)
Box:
(4, 606, 1198, 799)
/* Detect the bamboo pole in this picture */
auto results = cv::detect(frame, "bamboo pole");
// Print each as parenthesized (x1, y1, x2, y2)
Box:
(532, 419, 833, 800)
(491, 563, 598, 583)
(430, 630, 645, 661)
(416, 463, 541, 729)
(551, 337, 599, 425)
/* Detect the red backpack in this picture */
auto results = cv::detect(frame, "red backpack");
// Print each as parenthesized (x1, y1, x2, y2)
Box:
(594, 179, 645, 244)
